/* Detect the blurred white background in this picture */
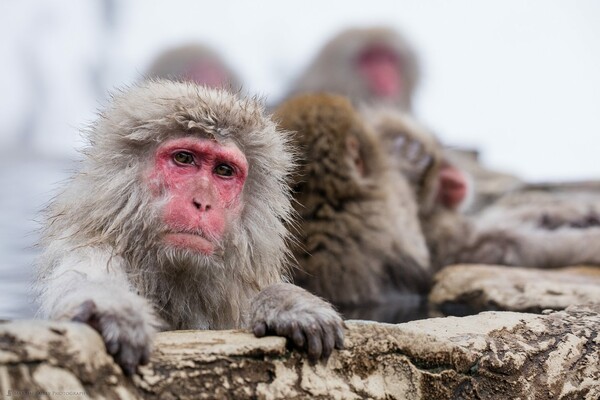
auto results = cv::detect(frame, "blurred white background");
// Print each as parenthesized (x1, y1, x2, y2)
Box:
(1, 0, 599, 318)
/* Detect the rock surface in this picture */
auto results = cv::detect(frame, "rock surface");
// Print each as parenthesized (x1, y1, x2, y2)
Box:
(430, 264, 600, 316)
(2, 304, 600, 399)
(0, 320, 139, 399)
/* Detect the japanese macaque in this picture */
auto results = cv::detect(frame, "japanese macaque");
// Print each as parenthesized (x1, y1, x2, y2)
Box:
(274, 94, 431, 322)
(364, 108, 522, 215)
(283, 26, 523, 211)
(365, 109, 600, 270)
(146, 43, 241, 89)
(285, 27, 420, 111)
(35, 81, 344, 375)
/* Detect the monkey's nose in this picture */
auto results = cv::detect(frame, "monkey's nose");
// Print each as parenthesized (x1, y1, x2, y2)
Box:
(193, 199, 212, 212)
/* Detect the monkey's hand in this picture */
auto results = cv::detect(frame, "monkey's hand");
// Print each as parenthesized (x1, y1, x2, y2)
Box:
(69, 297, 160, 376)
(250, 283, 345, 363)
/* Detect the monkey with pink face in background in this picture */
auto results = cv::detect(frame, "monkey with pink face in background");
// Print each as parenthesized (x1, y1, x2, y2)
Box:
(146, 43, 241, 89)
(365, 108, 600, 270)
(284, 26, 523, 213)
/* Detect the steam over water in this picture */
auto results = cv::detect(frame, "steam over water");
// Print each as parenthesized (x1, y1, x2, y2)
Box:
(0, 151, 75, 319)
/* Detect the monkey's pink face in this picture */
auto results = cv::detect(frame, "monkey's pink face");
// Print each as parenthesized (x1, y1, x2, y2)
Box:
(184, 60, 230, 89)
(148, 137, 248, 255)
(437, 162, 468, 211)
(357, 45, 403, 99)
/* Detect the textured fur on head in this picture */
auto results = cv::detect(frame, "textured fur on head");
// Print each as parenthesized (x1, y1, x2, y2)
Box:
(274, 94, 431, 309)
(277, 94, 385, 201)
(38, 80, 296, 329)
(287, 27, 420, 110)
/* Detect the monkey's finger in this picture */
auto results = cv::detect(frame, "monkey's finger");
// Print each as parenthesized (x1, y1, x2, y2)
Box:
(71, 300, 97, 323)
(117, 345, 140, 376)
(320, 329, 335, 360)
(273, 320, 291, 337)
(282, 321, 308, 348)
(253, 321, 267, 337)
(140, 346, 151, 365)
(120, 361, 137, 376)
(290, 321, 306, 348)
(306, 325, 323, 363)
(334, 325, 345, 349)
(272, 321, 307, 349)
(105, 338, 120, 356)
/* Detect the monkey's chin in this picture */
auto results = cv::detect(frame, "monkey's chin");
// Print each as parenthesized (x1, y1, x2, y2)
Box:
(164, 233, 215, 256)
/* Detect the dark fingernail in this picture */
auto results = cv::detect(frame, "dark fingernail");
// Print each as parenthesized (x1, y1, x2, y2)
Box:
(307, 335, 322, 363)
(107, 340, 119, 355)
(335, 326, 345, 349)
(293, 329, 305, 348)
(140, 349, 151, 365)
(122, 363, 136, 376)
(253, 322, 267, 337)
(321, 346, 333, 360)
(71, 300, 97, 323)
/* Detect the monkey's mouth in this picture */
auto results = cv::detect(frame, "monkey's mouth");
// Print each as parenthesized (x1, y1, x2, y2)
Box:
(164, 232, 215, 255)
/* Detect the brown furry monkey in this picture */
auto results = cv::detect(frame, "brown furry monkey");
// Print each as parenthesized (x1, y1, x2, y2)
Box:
(35, 80, 344, 375)
(146, 43, 241, 89)
(285, 27, 420, 111)
(274, 94, 431, 322)
(366, 109, 600, 270)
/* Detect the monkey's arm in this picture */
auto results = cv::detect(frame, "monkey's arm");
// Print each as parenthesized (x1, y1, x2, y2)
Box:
(250, 283, 345, 362)
(460, 226, 600, 268)
(36, 246, 160, 375)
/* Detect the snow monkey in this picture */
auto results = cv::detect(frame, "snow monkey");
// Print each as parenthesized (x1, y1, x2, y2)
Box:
(274, 94, 432, 323)
(365, 109, 600, 270)
(285, 27, 420, 111)
(35, 81, 344, 375)
(146, 43, 241, 89)
(283, 26, 521, 211)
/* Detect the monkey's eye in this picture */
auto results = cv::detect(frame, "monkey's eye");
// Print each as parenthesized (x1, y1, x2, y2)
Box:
(214, 163, 234, 177)
(173, 151, 195, 165)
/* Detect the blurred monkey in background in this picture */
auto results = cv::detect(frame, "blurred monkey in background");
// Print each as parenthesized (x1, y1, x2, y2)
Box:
(285, 27, 420, 111)
(146, 43, 241, 89)
(275, 94, 432, 323)
(286, 26, 521, 211)
(365, 109, 600, 270)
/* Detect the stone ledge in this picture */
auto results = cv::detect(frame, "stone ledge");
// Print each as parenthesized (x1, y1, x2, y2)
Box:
(429, 264, 600, 315)
(1, 303, 599, 399)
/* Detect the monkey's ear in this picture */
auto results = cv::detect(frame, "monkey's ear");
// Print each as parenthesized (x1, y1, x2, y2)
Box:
(346, 136, 365, 177)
